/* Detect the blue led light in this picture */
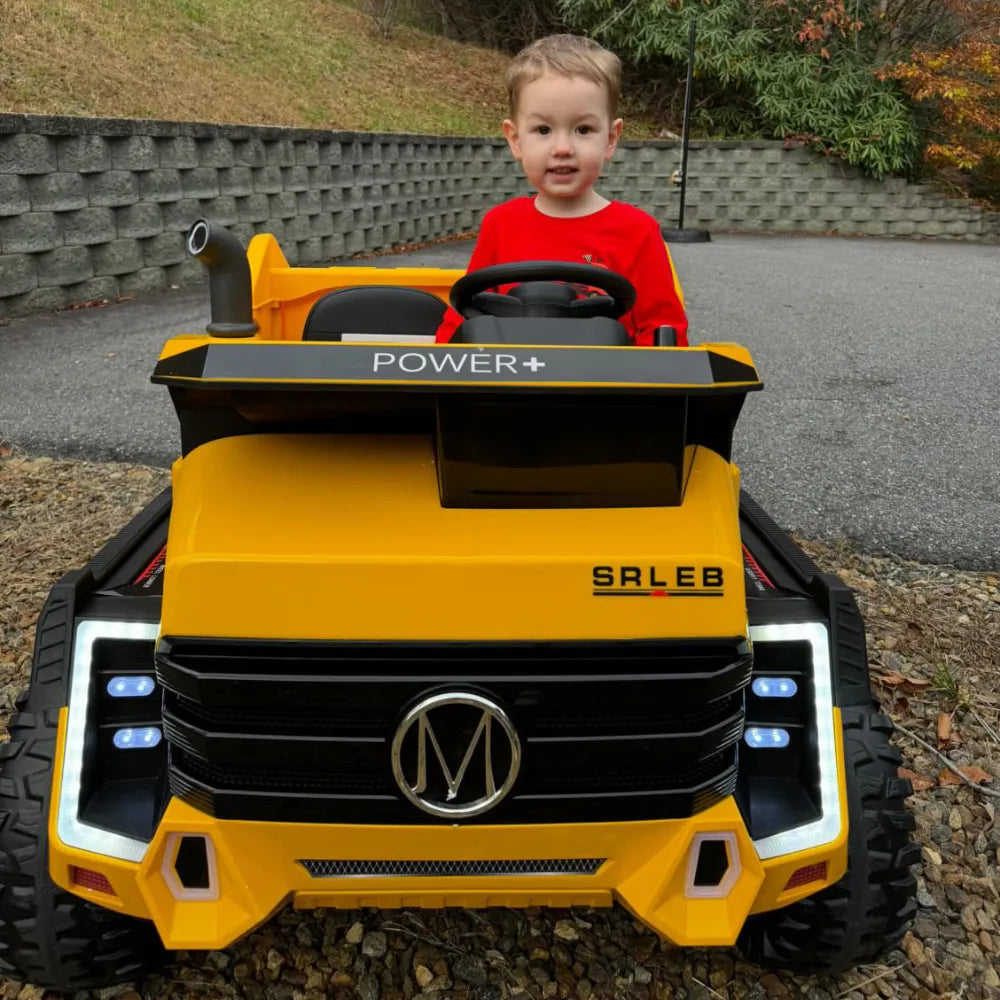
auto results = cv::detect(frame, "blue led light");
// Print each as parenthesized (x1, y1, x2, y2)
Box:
(744, 727, 791, 749)
(752, 677, 798, 699)
(107, 675, 155, 698)
(113, 727, 162, 750)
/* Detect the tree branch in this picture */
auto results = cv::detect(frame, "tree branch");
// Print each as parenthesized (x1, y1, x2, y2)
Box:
(894, 722, 1000, 800)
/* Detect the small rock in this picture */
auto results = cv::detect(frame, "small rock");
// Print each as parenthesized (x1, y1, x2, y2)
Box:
(575, 979, 593, 1000)
(758, 973, 793, 999)
(453, 954, 489, 987)
(628, 936, 657, 963)
(529, 964, 550, 985)
(304, 969, 326, 991)
(205, 950, 230, 971)
(949, 807, 963, 831)
(414, 965, 434, 989)
(901, 931, 926, 965)
(551, 943, 573, 967)
(471, 987, 502, 1000)
(932, 966, 957, 992)
(554, 919, 579, 942)
(940, 922, 966, 940)
(587, 960, 610, 984)
(358, 972, 380, 1000)
(329, 944, 356, 970)
(332, 970, 355, 988)
(916, 886, 937, 908)
(948, 958, 977, 980)
(363, 931, 388, 958)
(265, 948, 285, 979)
(944, 883, 969, 907)
(633, 966, 652, 985)
(346, 921, 365, 944)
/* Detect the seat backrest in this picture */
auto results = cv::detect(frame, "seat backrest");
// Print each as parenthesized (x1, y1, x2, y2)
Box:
(302, 286, 447, 341)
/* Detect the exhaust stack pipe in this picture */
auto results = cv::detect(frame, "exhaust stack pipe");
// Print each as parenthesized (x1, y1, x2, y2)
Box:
(186, 219, 258, 337)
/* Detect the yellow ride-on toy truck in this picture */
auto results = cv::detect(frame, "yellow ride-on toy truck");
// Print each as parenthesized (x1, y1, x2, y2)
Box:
(0, 220, 918, 990)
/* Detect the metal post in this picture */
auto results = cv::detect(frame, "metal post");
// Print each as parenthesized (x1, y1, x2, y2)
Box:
(661, 19, 711, 243)
(677, 20, 696, 230)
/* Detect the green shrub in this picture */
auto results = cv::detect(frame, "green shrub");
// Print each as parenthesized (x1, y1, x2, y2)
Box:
(557, 0, 922, 178)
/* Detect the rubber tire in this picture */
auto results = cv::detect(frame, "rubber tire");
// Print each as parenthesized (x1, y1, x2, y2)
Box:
(737, 705, 920, 973)
(0, 686, 166, 993)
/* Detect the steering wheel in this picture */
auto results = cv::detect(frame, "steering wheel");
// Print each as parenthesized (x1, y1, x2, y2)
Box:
(449, 261, 636, 320)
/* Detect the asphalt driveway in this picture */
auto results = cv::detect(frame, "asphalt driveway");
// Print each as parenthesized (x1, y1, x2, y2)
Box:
(1, 233, 997, 569)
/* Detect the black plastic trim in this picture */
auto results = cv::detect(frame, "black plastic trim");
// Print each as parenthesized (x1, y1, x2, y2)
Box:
(807, 575, 874, 707)
(739, 490, 818, 587)
(152, 343, 762, 392)
(739, 491, 874, 708)
(87, 487, 172, 590)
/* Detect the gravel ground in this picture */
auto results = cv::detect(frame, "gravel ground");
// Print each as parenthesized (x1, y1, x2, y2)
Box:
(1, 454, 998, 1000)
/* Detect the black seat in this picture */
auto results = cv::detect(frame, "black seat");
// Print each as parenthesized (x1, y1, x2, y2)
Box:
(301, 286, 447, 341)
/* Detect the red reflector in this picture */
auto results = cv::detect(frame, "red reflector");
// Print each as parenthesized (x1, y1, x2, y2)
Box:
(784, 861, 827, 890)
(70, 866, 116, 895)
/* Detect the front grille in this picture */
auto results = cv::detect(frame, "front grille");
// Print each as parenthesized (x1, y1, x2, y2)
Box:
(300, 859, 606, 878)
(157, 637, 751, 824)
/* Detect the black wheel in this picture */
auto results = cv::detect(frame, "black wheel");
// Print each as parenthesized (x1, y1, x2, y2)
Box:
(737, 706, 919, 973)
(0, 605, 166, 992)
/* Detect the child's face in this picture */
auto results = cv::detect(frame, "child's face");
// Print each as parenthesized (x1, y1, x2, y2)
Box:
(503, 73, 623, 214)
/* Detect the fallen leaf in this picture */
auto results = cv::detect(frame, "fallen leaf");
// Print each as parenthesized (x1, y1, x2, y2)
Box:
(875, 670, 906, 686)
(874, 670, 931, 693)
(939, 766, 994, 787)
(899, 767, 937, 792)
(937, 711, 953, 745)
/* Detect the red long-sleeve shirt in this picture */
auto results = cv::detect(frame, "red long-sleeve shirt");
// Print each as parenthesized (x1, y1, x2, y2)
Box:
(436, 197, 689, 346)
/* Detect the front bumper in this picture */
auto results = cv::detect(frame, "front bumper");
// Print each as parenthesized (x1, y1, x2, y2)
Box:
(49, 707, 848, 951)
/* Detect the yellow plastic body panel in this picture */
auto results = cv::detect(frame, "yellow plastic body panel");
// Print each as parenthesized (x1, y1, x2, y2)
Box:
(49, 707, 847, 951)
(50, 240, 849, 951)
(161, 434, 745, 641)
(209, 231, 685, 343)
(245, 233, 463, 341)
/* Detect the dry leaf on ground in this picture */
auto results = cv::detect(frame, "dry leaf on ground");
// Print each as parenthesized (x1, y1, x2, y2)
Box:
(899, 767, 937, 792)
(938, 765, 994, 787)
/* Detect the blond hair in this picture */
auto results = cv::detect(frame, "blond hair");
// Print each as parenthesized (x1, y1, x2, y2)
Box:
(505, 34, 622, 118)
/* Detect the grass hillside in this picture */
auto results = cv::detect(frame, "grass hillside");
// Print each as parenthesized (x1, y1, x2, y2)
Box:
(0, 0, 517, 136)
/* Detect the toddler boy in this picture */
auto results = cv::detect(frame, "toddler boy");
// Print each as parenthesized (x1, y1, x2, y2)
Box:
(435, 33, 689, 346)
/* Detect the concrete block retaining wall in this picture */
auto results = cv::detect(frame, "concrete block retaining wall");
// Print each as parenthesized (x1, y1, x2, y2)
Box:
(1, 113, 997, 319)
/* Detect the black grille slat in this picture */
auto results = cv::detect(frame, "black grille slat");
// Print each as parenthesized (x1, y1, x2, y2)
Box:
(158, 637, 750, 824)
(175, 750, 389, 793)
(300, 859, 606, 877)
(162, 639, 741, 670)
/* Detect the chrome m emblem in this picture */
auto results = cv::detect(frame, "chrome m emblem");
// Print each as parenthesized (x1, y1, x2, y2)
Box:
(391, 692, 521, 818)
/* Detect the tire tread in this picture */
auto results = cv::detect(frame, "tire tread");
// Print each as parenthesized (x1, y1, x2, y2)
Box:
(0, 618, 165, 992)
(737, 705, 918, 973)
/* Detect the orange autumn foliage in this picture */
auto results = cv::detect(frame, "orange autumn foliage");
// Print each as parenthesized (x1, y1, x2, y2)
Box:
(882, 0, 1000, 171)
